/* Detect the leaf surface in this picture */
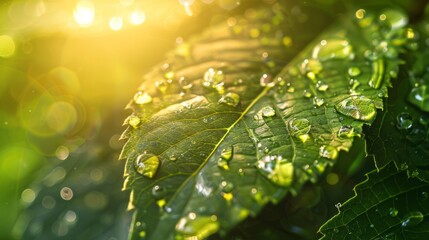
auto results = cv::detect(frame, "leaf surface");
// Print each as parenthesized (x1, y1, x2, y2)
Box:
(121, 5, 411, 239)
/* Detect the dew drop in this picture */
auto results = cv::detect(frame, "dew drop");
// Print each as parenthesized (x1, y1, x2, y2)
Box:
(303, 90, 312, 98)
(203, 68, 224, 88)
(179, 76, 193, 90)
(335, 96, 376, 121)
(316, 81, 329, 92)
(312, 38, 353, 61)
(259, 106, 276, 117)
(134, 91, 152, 105)
(408, 85, 429, 111)
(220, 146, 233, 160)
(396, 112, 413, 130)
(338, 125, 356, 138)
(319, 145, 338, 160)
(218, 92, 240, 107)
(134, 154, 160, 178)
(155, 79, 169, 93)
(288, 118, 311, 137)
(348, 67, 361, 77)
(60, 187, 73, 201)
(128, 115, 141, 128)
(389, 207, 398, 217)
(260, 74, 275, 87)
(175, 213, 220, 240)
(152, 185, 167, 200)
(313, 96, 325, 107)
(301, 59, 323, 79)
(256, 155, 293, 187)
(401, 211, 424, 227)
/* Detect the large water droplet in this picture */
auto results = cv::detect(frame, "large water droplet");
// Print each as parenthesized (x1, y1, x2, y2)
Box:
(256, 155, 293, 187)
(218, 92, 240, 107)
(401, 211, 424, 227)
(134, 91, 152, 105)
(408, 85, 429, 111)
(175, 213, 219, 240)
(259, 106, 276, 117)
(319, 145, 338, 160)
(134, 154, 160, 178)
(288, 118, 311, 137)
(312, 38, 353, 61)
(335, 96, 376, 121)
(396, 112, 413, 130)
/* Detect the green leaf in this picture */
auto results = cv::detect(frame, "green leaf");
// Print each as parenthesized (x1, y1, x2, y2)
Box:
(365, 17, 429, 180)
(319, 163, 429, 239)
(120, 5, 411, 239)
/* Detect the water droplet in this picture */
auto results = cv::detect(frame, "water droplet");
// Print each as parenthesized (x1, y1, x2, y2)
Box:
(381, 9, 408, 30)
(155, 79, 169, 93)
(60, 187, 73, 201)
(312, 38, 353, 61)
(175, 213, 219, 240)
(409, 85, 429, 111)
(220, 181, 234, 193)
(128, 115, 141, 128)
(152, 185, 167, 200)
(303, 90, 312, 98)
(288, 118, 311, 137)
(401, 211, 424, 227)
(218, 92, 240, 107)
(221, 146, 233, 160)
(203, 68, 224, 89)
(260, 74, 274, 87)
(396, 112, 413, 130)
(179, 76, 193, 90)
(259, 106, 276, 117)
(134, 154, 160, 178)
(319, 145, 338, 160)
(256, 155, 293, 187)
(348, 67, 361, 77)
(368, 58, 384, 89)
(169, 155, 177, 161)
(335, 96, 376, 121)
(301, 59, 323, 80)
(338, 125, 356, 138)
(316, 81, 329, 92)
(389, 207, 398, 217)
(134, 91, 152, 105)
(313, 96, 325, 107)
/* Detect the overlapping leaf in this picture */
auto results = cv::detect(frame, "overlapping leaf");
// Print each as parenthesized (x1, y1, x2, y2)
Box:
(120, 5, 412, 239)
(319, 163, 429, 239)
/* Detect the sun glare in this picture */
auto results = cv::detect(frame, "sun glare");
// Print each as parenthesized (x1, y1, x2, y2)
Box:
(73, 0, 95, 27)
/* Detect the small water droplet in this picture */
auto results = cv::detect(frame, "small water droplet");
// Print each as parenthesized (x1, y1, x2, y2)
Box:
(288, 118, 311, 138)
(203, 68, 224, 89)
(175, 213, 220, 240)
(409, 85, 429, 111)
(348, 67, 361, 77)
(389, 207, 399, 217)
(303, 90, 312, 98)
(312, 38, 353, 61)
(219, 92, 240, 107)
(260, 74, 274, 87)
(128, 115, 141, 128)
(396, 112, 413, 130)
(134, 91, 153, 105)
(256, 155, 293, 187)
(316, 81, 329, 92)
(335, 96, 376, 121)
(319, 145, 338, 160)
(401, 211, 424, 227)
(169, 154, 177, 161)
(301, 59, 323, 80)
(179, 76, 193, 90)
(155, 79, 169, 93)
(60, 187, 73, 201)
(313, 96, 325, 107)
(259, 106, 276, 117)
(338, 125, 356, 138)
(152, 185, 167, 200)
(134, 154, 160, 178)
(221, 146, 233, 160)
